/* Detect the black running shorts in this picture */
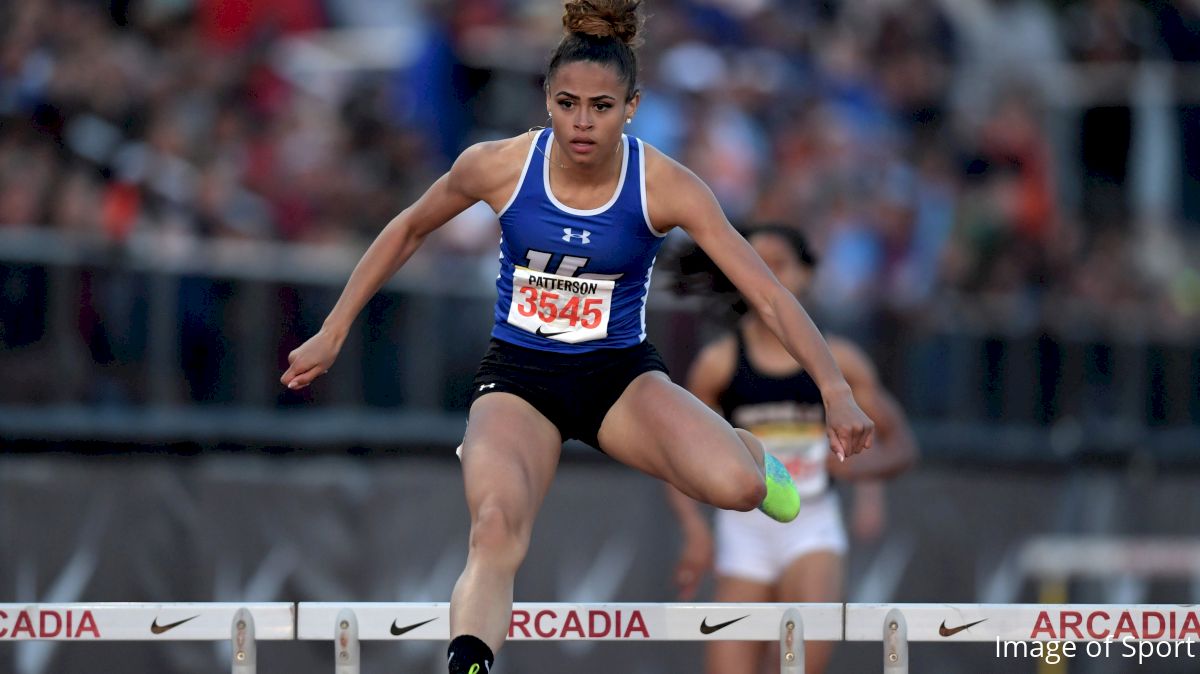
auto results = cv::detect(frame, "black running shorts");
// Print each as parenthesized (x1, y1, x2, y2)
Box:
(470, 337, 670, 450)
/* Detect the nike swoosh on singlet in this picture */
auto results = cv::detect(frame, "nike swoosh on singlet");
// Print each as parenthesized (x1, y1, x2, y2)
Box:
(536, 326, 570, 338)
(391, 617, 437, 636)
(150, 615, 200, 634)
(699, 615, 750, 635)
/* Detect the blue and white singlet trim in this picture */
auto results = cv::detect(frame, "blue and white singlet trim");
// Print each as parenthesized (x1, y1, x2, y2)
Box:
(490, 128, 666, 353)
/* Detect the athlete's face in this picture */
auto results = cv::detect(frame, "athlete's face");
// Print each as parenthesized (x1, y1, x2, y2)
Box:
(750, 233, 813, 298)
(546, 61, 639, 167)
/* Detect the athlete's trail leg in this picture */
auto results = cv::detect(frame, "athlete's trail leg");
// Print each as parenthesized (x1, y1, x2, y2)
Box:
(451, 393, 562, 653)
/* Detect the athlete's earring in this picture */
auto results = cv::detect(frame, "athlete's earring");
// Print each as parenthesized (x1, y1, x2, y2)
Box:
(626, 118, 632, 124)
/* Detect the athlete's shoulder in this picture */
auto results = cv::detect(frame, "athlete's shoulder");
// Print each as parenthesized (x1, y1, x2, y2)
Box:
(461, 133, 537, 164)
(639, 141, 698, 187)
(639, 141, 719, 232)
(449, 133, 540, 206)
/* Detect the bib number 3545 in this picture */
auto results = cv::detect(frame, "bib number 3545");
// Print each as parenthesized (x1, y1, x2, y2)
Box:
(507, 266, 615, 343)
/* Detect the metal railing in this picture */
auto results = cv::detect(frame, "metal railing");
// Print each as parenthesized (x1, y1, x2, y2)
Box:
(1, 226, 1197, 461)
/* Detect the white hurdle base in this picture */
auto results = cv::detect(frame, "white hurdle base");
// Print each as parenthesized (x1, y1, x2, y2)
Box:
(335, 608, 360, 674)
(232, 608, 256, 674)
(780, 607, 804, 673)
(882, 608, 908, 674)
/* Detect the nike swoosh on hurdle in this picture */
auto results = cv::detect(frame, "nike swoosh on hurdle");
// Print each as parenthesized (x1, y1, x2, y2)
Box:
(150, 615, 200, 634)
(391, 617, 438, 636)
(700, 615, 750, 635)
(939, 618, 987, 637)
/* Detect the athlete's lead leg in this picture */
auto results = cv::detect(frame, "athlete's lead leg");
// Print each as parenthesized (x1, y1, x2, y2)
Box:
(598, 371, 797, 520)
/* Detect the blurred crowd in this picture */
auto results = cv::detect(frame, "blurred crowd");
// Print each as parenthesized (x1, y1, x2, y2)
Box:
(1, 0, 1199, 341)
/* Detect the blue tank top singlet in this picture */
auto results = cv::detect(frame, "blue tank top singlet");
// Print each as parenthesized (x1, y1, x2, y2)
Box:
(490, 128, 666, 353)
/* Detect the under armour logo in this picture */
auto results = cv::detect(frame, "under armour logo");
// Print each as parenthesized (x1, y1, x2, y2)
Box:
(479, 383, 496, 391)
(562, 228, 591, 244)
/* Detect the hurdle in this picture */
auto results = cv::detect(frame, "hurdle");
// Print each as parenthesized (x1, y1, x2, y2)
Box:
(0, 603, 294, 674)
(297, 602, 841, 673)
(299, 602, 1200, 674)
(845, 603, 1200, 674)
(5, 602, 1197, 673)
(1018, 537, 1200, 673)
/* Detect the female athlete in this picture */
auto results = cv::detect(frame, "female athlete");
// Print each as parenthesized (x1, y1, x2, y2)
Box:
(281, 4, 875, 672)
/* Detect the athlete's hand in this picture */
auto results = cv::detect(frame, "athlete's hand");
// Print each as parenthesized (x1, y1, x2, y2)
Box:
(673, 525, 713, 601)
(281, 329, 343, 390)
(824, 388, 874, 461)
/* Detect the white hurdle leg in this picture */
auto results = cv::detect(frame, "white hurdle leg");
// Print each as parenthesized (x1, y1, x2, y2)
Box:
(231, 608, 256, 674)
(882, 608, 908, 674)
(780, 607, 804, 673)
(335, 609, 360, 674)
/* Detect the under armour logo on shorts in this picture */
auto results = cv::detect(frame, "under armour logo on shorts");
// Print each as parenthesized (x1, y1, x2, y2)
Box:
(562, 228, 591, 244)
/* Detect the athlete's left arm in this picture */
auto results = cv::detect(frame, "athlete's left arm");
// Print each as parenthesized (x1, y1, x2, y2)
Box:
(826, 340, 919, 480)
(645, 150, 874, 459)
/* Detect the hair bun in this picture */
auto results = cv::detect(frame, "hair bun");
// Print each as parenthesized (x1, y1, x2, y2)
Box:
(562, 0, 643, 46)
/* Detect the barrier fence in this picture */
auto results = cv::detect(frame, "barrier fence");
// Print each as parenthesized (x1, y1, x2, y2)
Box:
(4, 602, 1199, 673)
(4, 226, 1198, 462)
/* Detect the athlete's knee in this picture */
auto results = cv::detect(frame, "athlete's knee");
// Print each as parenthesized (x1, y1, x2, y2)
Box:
(468, 501, 531, 570)
(708, 464, 766, 512)
(733, 469, 768, 511)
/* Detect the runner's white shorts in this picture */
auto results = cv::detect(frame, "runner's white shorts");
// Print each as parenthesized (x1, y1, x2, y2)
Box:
(714, 491, 847, 584)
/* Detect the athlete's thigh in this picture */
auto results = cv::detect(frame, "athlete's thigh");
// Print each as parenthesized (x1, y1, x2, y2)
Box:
(705, 575, 774, 674)
(461, 392, 563, 521)
(596, 372, 749, 491)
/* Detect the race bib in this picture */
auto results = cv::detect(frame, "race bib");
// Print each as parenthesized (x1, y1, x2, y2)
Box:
(754, 424, 830, 498)
(507, 266, 615, 343)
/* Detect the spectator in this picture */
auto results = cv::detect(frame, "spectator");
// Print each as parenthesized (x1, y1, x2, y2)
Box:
(1158, 0, 1200, 231)
(1061, 0, 1159, 231)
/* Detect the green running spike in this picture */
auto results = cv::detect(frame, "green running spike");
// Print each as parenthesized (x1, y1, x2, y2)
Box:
(758, 453, 801, 522)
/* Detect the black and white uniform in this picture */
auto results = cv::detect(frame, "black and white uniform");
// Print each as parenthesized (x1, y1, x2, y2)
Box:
(714, 329, 847, 582)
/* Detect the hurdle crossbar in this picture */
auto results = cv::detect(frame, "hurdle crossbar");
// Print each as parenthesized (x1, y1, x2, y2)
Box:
(0, 603, 294, 674)
(299, 602, 838, 674)
(845, 603, 1200, 642)
(298, 602, 839, 641)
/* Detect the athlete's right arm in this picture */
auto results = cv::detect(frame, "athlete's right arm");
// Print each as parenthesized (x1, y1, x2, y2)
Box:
(281, 140, 520, 390)
(664, 335, 737, 599)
